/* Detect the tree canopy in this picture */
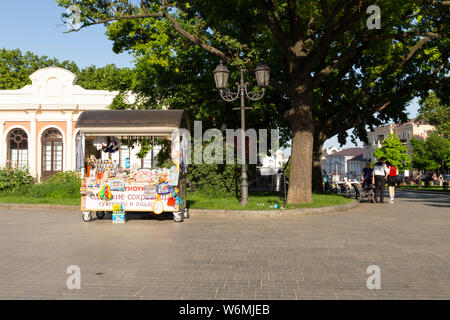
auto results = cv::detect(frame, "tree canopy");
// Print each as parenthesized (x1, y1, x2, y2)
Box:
(0, 47, 133, 92)
(57, 0, 449, 203)
(417, 91, 450, 138)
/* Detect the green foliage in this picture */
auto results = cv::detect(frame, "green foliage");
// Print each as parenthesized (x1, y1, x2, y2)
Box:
(0, 167, 34, 193)
(0, 48, 79, 89)
(187, 163, 241, 197)
(76, 64, 134, 91)
(417, 91, 450, 138)
(0, 48, 132, 92)
(30, 171, 81, 199)
(373, 133, 411, 172)
(410, 132, 450, 172)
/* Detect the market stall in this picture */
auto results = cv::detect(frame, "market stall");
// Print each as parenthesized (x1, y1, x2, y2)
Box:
(75, 110, 188, 223)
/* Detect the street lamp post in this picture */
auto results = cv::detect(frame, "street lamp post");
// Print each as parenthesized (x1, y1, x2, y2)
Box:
(213, 60, 270, 206)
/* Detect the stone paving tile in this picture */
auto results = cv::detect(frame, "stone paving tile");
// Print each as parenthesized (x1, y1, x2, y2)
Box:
(0, 190, 449, 299)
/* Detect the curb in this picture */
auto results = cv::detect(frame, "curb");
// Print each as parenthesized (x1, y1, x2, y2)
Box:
(188, 200, 358, 217)
(0, 200, 359, 217)
(0, 203, 79, 211)
(397, 188, 450, 196)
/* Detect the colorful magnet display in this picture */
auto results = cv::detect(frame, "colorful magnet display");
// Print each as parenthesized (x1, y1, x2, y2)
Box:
(144, 185, 157, 199)
(110, 179, 125, 191)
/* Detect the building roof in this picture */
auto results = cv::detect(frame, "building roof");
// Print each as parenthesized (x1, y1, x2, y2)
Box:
(348, 154, 368, 162)
(330, 147, 364, 157)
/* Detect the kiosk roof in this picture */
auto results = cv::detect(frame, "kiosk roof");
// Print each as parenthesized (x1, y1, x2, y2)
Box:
(76, 110, 185, 136)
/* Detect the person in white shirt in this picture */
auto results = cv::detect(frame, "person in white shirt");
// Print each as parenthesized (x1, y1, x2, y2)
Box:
(372, 157, 389, 203)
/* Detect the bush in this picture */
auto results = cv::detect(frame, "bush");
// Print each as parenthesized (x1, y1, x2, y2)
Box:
(30, 171, 81, 199)
(0, 166, 34, 193)
(187, 163, 242, 197)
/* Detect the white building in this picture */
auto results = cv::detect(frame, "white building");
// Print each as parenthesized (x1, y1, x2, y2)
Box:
(322, 147, 367, 181)
(258, 149, 286, 176)
(0, 67, 157, 180)
(363, 120, 435, 161)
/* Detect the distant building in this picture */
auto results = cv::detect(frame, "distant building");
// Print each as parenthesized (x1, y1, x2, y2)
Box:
(322, 147, 368, 181)
(258, 149, 286, 176)
(364, 120, 435, 161)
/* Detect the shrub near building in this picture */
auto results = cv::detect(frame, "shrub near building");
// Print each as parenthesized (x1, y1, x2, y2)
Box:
(0, 167, 34, 193)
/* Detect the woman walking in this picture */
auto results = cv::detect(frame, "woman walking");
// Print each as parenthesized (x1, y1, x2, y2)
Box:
(386, 161, 398, 204)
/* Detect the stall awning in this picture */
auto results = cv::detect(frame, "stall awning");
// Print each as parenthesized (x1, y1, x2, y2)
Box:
(76, 110, 185, 136)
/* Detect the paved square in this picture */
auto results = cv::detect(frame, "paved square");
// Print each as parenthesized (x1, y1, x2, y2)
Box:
(0, 190, 449, 299)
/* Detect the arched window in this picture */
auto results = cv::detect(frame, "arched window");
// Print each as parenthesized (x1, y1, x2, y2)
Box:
(41, 128, 63, 179)
(7, 128, 28, 168)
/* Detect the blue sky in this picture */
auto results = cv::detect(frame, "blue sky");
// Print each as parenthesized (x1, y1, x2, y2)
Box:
(0, 0, 133, 68)
(1, 0, 421, 150)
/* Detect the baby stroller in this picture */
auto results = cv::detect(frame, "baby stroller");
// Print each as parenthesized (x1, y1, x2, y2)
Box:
(352, 182, 375, 203)
(338, 183, 355, 198)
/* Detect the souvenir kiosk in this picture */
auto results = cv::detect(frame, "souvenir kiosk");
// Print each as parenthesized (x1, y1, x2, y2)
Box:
(76, 110, 188, 223)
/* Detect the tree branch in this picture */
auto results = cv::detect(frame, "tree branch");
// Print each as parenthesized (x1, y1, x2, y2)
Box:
(287, 0, 302, 43)
(63, 13, 164, 34)
(254, 0, 290, 52)
(162, 8, 228, 60)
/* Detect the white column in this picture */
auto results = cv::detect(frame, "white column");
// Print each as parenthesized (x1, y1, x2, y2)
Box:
(0, 120, 5, 167)
(29, 115, 37, 177)
(66, 118, 73, 171)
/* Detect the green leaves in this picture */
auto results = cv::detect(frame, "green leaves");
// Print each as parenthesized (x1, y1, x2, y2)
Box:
(0, 167, 34, 193)
(0, 48, 79, 90)
(410, 132, 450, 172)
(373, 133, 411, 172)
(417, 91, 450, 138)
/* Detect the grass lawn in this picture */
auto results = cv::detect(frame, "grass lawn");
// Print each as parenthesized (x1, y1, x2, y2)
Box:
(397, 185, 449, 193)
(187, 190, 353, 210)
(0, 191, 353, 210)
(0, 193, 80, 206)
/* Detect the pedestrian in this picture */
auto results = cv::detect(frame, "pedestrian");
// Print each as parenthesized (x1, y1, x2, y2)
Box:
(361, 162, 373, 189)
(386, 161, 398, 204)
(372, 157, 388, 203)
(323, 170, 331, 192)
(439, 174, 444, 187)
(432, 173, 438, 186)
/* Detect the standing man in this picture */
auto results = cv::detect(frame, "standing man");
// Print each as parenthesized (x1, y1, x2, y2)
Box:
(372, 157, 389, 203)
(361, 162, 373, 189)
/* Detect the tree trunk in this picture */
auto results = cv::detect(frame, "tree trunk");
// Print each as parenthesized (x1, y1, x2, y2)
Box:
(285, 93, 314, 204)
(312, 136, 325, 193)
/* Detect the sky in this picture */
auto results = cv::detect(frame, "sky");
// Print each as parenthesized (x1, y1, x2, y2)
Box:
(1, 0, 421, 152)
(0, 0, 133, 68)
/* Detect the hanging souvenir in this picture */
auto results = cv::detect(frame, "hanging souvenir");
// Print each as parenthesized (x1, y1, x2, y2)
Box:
(167, 196, 176, 207)
(168, 165, 179, 186)
(157, 183, 170, 194)
(152, 195, 164, 215)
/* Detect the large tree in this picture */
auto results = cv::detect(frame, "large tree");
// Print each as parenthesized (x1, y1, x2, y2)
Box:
(58, 0, 449, 203)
